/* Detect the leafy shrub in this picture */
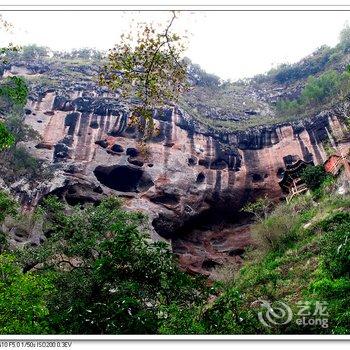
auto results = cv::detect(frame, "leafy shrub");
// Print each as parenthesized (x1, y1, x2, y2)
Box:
(276, 69, 350, 117)
(301, 70, 341, 105)
(0, 122, 14, 151)
(4, 112, 40, 144)
(251, 207, 299, 252)
(250, 194, 314, 254)
(318, 211, 350, 278)
(186, 59, 221, 87)
(301, 165, 328, 191)
(0, 112, 49, 184)
(338, 23, 350, 53)
(18, 196, 207, 335)
(241, 195, 274, 222)
(0, 76, 29, 109)
(0, 190, 17, 223)
(0, 145, 52, 185)
(0, 253, 54, 334)
(20, 44, 49, 60)
(276, 99, 301, 115)
(271, 46, 333, 84)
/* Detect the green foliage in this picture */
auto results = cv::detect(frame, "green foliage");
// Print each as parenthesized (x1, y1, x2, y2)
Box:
(301, 165, 328, 191)
(241, 195, 273, 222)
(0, 112, 49, 184)
(323, 140, 335, 157)
(20, 44, 49, 60)
(275, 99, 301, 115)
(4, 112, 40, 144)
(0, 190, 17, 223)
(251, 195, 314, 253)
(201, 192, 350, 334)
(304, 210, 350, 333)
(0, 253, 54, 334)
(301, 70, 341, 105)
(18, 196, 206, 334)
(0, 145, 51, 185)
(10, 147, 41, 171)
(186, 59, 221, 87)
(69, 48, 103, 60)
(276, 68, 350, 118)
(338, 23, 350, 53)
(269, 46, 333, 84)
(0, 122, 14, 151)
(1, 187, 350, 335)
(0, 76, 29, 109)
(318, 212, 350, 278)
(26, 75, 61, 91)
(99, 12, 188, 140)
(158, 303, 206, 335)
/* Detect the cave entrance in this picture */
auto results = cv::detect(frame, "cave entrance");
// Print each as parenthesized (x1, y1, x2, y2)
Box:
(94, 165, 154, 193)
(152, 204, 253, 276)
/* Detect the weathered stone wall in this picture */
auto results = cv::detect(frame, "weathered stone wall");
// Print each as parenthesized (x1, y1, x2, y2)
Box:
(4, 59, 350, 275)
(19, 86, 350, 275)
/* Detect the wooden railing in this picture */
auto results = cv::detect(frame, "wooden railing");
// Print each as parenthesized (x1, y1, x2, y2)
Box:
(286, 184, 308, 203)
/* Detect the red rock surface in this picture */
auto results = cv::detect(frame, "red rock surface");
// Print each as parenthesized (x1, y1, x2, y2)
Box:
(19, 89, 350, 275)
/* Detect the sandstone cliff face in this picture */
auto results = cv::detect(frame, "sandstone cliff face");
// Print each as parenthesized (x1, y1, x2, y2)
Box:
(4, 61, 350, 275)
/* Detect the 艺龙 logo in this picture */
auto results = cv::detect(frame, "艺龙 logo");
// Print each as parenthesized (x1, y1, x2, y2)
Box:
(258, 300, 293, 328)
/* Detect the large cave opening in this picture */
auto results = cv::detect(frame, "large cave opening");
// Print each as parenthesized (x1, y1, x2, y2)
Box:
(94, 165, 154, 193)
(152, 198, 254, 276)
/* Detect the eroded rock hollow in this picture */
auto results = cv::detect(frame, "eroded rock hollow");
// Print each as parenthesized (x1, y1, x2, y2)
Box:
(6, 62, 350, 275)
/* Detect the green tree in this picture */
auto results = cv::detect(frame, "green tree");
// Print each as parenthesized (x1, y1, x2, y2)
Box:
(301, 70, 341, 105)
(99, 11, 188, 141)
(21, 196, 206, 334)
(241, 195, 274, 222)
(0, 253, 54, 334)
(4, 111, 40, 144)
(0, 123, 14, 151)
(21, 44, 49, 61)
(0, 190, 17, 223)
(338, 22, 350, 52)
(0, 76, 29, 111)
(70, 48, 103, 60)
(300, 165, 328, 191)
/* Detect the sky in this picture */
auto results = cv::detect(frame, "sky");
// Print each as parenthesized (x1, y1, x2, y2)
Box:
(1, 10, 350, 81)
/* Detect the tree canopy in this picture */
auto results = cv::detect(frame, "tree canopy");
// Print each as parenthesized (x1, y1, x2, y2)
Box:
(99, 12, 188, 140)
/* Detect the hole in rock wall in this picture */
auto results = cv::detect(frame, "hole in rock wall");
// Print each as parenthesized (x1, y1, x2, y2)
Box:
(126, 147, 139, 157)
(111, 144, 124, 153)
(252, 173, 264, 182)
(201, 259, 221, 270)
(283, 154, 299, 166)
(94, 165, 154, 193)
(151, 189, 260, 275)
(228, 248, 245, 257)
(188, 156, 197, 166)
(150, 192, 180, 206)
(277, 167, 285, 178)
(196, 172, 205, 183)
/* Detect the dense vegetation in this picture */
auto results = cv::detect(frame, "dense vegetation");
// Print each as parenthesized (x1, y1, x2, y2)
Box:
(1, 22, 350, 336)
(276, 68, 350, 119)
(0, 193, 208, 334)
(0, 73, 52, 185)
(1, 158, 349, 334)
(159, 175, 350, 334)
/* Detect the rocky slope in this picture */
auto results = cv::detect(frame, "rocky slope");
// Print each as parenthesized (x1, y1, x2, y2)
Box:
(3, 54, 350, 276)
